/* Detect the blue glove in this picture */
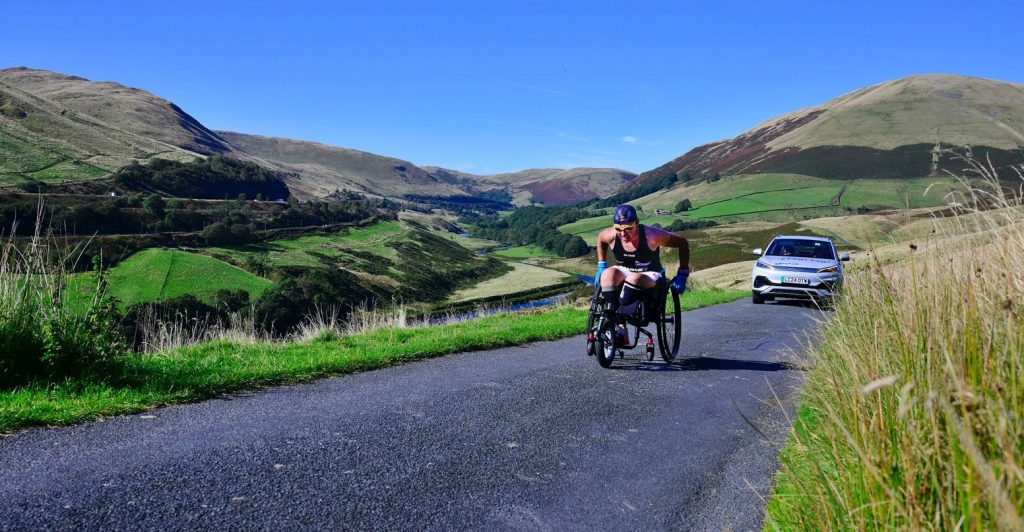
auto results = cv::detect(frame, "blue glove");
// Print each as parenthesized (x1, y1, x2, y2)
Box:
(671, 268, 689, 293)
(594, 261, 607, 286)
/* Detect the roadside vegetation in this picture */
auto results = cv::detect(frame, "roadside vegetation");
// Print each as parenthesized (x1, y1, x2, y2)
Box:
(765, 166, 1024, 529)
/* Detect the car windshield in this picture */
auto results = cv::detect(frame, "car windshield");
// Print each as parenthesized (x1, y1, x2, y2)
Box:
(765, 238, 835, 260)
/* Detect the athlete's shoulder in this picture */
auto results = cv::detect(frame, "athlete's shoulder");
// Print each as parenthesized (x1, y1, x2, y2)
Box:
(597, 227, 617, 243)
(643, 224, 673, 244)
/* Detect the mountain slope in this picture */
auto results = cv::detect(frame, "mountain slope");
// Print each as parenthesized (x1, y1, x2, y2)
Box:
(635, 74, 1024, 187)
(0, 67, 237, 156)
(423, 166, 636, 206)
(0, 67, 263, 187)
(217, 131, 466, 199)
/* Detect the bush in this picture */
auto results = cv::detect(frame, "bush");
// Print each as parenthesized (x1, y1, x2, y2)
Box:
(667, 219, 717, 232)
(0, 245, 126, 387)
(674, 199, 692, 212)
(202, 222, 233, 245)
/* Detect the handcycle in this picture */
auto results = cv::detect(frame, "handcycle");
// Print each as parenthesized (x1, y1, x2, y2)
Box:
(585, 275, 681, 368)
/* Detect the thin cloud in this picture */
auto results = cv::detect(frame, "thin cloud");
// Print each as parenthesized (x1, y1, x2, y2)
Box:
(495, 121, 589, 142)
(504, 82, 576, 98)
(622, 135, 638, 144)
(558, 132, 589, 142)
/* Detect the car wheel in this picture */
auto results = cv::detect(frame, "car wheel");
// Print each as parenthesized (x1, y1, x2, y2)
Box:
(752, 292, 765, 304)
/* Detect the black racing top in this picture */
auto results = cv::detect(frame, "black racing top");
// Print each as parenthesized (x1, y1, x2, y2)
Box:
(613, 224, 662, 272)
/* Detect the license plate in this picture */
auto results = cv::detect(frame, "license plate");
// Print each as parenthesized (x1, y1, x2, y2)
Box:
(782, 276, 810, 285)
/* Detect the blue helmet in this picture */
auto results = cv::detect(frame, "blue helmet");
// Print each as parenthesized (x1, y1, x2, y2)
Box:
(613, 204, 638, 225)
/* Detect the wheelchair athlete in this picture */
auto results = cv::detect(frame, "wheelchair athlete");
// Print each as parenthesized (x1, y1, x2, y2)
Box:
(594, 204, 690, 334)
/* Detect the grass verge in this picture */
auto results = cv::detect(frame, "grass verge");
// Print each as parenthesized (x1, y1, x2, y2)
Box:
(764, 169, 1024, 529)
(0, 287, 746, 433)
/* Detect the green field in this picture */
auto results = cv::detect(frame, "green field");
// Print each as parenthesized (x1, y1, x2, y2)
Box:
(492, 245, 559, 259)
(207, 220, 406, 270)
(562, 175, 969, 241)
(72, 248, 272, 309)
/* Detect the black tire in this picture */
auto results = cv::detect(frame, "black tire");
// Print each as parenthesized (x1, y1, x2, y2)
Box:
(595, 319, 616, 368)
(752, 292, 765, 304)
(657, 287, 681, 362)
(586, 286, 604, 357)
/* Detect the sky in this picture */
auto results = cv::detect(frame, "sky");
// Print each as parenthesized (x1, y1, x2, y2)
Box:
(2, 0, 1022, 174)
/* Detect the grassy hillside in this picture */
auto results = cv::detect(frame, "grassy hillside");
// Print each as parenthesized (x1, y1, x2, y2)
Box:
(563, 174, 969, 242)
(205, 219, 511, 304)
(217, 131, 465, 199)
(632, 74, 1024, 193)
(70, 249, 272, 310)
(0, 81, 197, 186)
(0, 68, 238, 156)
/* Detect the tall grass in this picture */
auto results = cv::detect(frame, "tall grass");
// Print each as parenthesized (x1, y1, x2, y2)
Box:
(0, 206, 125, 386)
(766, 162, 1024, 529)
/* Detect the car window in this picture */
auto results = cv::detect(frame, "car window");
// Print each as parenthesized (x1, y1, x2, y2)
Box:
(766, 239, 835, 259)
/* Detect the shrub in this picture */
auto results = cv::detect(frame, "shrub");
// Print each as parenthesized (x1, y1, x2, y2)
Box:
(0, 239, 126, 387)
(202, 222, 233, 245)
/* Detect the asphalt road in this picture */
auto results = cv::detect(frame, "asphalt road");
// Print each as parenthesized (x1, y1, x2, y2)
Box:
(0, 299, 823, 531)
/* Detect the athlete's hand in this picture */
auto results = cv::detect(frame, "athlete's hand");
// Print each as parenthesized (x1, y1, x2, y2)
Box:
(594, 261, 607, 286)
(671, 268, 689, 293)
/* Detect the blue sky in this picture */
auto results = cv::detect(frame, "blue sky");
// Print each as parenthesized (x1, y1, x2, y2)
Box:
(3, 0, 1022, 174)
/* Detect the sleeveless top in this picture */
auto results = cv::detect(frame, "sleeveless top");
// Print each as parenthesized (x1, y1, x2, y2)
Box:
(613, 225, 662, 272)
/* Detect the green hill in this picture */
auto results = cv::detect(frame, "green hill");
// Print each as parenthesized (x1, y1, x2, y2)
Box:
(70, 248, 272, 310)
(631, 74, 1024, 194)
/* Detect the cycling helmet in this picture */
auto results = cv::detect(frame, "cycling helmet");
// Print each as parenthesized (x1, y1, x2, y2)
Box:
(613, 204, 638, 225)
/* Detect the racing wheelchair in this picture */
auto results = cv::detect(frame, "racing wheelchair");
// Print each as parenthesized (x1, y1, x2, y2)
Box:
(585, 274, 681, 368)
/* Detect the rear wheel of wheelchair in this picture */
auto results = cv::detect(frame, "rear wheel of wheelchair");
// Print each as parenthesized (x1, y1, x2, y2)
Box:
(657, 288, 682, 362)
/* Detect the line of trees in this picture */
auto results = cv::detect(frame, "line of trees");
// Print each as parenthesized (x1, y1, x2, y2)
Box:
(112, 156, 291, 200)
(460, 205, 596, 257)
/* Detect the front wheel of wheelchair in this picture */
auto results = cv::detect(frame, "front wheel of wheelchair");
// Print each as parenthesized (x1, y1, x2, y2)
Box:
(594, 319, 617, 368)
(586, 287, 606, 357)
(657, 288, 682, 362)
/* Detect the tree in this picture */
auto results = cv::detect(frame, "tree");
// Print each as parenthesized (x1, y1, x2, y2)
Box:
(674, 199, 692, 212)
(142, 194, 165, 217)
(561, 235, 590, 258)
(230, 223, 254, 243)
(164, 210, 186, 231)
(202, 222, 233, 245)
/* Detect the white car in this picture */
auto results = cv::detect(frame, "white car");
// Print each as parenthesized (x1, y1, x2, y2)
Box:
(751, 235, 849, 305)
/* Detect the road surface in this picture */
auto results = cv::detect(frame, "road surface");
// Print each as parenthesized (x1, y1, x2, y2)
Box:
(0, 299, 822, 530)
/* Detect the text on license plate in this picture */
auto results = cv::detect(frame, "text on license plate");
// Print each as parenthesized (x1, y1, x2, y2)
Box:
(782, 276, 810, 285)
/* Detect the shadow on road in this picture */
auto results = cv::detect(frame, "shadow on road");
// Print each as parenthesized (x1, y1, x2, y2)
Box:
(766, 299, 833, 311)
(608, 356, 803, 372)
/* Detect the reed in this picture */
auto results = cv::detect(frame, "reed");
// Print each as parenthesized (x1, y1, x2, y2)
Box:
(766, 161, 1024, 529)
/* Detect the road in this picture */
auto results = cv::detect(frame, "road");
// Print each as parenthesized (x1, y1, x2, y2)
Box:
(0, 300, 823, 531)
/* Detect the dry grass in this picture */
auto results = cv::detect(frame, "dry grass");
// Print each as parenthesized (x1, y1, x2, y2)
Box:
(448, 262, 572, 303)
(766, 162, 1024, 529)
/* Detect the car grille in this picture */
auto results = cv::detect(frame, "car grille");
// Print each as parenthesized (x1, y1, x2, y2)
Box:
(755, 276, 837, 294)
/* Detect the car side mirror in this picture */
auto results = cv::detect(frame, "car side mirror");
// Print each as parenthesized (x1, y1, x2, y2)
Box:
(840, 253, 850, 261)
(753, 248, 763, 256)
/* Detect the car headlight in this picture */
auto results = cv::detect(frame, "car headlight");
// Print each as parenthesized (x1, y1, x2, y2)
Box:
(755, 260, 775, 270)
(817, 265, 839, 273)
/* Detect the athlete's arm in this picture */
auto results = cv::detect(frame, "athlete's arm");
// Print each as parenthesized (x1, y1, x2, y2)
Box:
(647, 226, 690, 270)
(595, 228, 615, 263)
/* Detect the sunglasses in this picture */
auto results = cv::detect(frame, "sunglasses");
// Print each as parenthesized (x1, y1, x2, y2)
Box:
(614, 223, 638, 232)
